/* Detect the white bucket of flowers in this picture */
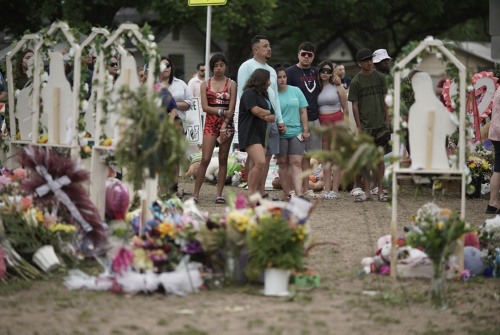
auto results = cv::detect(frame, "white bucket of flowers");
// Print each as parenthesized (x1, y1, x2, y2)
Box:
(32, 245, 61, 272)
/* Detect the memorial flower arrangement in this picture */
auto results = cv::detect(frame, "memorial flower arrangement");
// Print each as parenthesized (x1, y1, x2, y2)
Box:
(478, 216, 500, 277)
(407, 203, 474, 309)
(467, 155, 491, 181)
(245, 197, 311, 274)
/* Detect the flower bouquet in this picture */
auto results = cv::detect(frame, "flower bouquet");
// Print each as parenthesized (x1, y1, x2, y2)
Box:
(466, 142, 493, 197)
(478, 216, 500, 277)
(407, 203, 474, 309)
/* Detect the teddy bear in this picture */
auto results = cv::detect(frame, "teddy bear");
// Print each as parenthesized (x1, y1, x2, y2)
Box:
(361, 235, 393, 274)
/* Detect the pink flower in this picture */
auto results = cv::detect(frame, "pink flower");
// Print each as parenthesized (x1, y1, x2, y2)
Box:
(0, 175, 12, 189)
(12, 168, 27, 180)
(21, 197, 33, 211)
(153, 83, 162, 92)
(235, 193, 247, 209)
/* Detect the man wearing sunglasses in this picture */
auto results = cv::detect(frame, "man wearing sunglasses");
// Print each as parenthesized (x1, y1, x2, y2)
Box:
(286, 42, 341, 199)
(188, 63, 206, 118)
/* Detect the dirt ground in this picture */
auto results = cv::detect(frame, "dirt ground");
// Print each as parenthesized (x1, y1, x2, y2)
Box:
(1, 180, 499, 335)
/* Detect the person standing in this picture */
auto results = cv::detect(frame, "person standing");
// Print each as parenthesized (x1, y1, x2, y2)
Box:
(373, 49, 392, 75)
(188, 63, 206, 99)
(192, 54, 236, 204)
(335, 64, 351, 90)
(286, 41, 341, 198)
(275, 66, 309, 199)
(348, 48, 390, 202)
(317, 60, 348, 199)
(239, 69, 276, 197)
(159, 56, 193, 121)
(237, 35, 285, 197)
(487, 88, 500, 214)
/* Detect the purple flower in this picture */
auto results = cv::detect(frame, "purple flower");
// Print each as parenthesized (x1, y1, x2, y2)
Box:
(185, 240, 203, 254)
(235, 193, 247, 209)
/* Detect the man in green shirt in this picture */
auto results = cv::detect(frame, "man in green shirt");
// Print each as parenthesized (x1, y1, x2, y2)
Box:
(348, 48, 390, 202)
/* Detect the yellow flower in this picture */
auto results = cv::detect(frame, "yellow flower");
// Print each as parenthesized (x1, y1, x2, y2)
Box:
(102, 138, 113, 146)
(468, 163, 476, 169)
(49, 223, 76, 233)
(227, 211, 249, 232)
(83, 145, 92, 154)
(16, 132, 21, 140)
(157, 221, 175, 239)
(38, 135, 48, 143)
(436, 221, 444, 230)
(35, 209, 44, 223)
(482, 162, 489, 170)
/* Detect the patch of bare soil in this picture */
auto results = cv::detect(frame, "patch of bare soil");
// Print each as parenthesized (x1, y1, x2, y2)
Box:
(1, 180, 499, 335)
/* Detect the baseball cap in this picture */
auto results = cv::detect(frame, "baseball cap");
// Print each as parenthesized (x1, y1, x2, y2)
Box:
(356, 49, 373, 62)
(372, 49, 392, 63)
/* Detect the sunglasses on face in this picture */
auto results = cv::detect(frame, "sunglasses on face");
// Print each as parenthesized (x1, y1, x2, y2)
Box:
(164, 63, 171, 68)
(91, 57, 96, 60)
(199, 69, 205, 72)
(110, 62, 118, 67)
(320, 68, 333, 74)
(300, 51, 314, 58)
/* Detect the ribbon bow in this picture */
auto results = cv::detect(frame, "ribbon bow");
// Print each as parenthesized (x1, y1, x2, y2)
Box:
(35, 166, 93, 233)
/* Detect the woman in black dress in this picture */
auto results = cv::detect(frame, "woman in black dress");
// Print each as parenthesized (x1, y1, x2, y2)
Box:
(238, 69, 276, 196)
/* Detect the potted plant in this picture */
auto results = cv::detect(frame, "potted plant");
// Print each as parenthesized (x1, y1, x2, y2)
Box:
(246, 211, 308, 296)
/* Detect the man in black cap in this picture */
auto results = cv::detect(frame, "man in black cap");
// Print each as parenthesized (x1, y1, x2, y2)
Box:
(348, 48, 390, 202)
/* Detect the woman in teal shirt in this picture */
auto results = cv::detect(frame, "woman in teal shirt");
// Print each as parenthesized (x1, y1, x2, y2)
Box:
(275, 66, 309, 199)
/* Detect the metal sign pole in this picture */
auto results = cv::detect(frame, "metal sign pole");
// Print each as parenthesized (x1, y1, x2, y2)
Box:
(204, 5, 212, 82)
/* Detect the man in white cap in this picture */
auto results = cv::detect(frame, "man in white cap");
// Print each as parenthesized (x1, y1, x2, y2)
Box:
(372, 49, 392, 75)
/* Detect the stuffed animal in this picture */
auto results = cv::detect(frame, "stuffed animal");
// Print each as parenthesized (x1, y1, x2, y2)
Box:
(361, 242, 392, 273)
(464, 232, 480, 250)
(464, 246, 484, 276)
(184, 161, 200, 178)
(231, 171, 243, 186)
(205, 157, 219, 182)
(272, 177, 282, 190)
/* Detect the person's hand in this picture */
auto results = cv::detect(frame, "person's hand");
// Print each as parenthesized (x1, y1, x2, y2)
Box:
(278, 123, 287, 134)
(302, 131, 310, 141)
(226, 109, 234, 119)
(332, 75, 341, 86)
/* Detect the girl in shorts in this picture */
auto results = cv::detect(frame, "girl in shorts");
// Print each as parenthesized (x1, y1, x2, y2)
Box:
(193, 53, 236, 204)
(317, 60, 348, 199)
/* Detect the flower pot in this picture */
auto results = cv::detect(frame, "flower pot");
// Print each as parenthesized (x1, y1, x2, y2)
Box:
(429, 258, 447, 310)
(264, 268, 290, 296)
(32, 245, 61, 272)
(467, 177, 482, 199)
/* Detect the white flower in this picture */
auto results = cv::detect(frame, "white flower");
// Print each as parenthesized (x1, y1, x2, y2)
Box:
(467, 85, 474, 92)
(435, 52, 442, 59)
(81, 100, 89, 111)
(41, 71, 49, 82)
(424, 36, 434, 41)
(401, 68, 411, 78)
(68, 48, 74, 58)
(416, 57, 422, 65)
(150, 42, 157, 49)
(160, 63, 166, 72)
(384, 94, 393, 108)
(15, 89, 21, 99)
(402, 121, 408, 129)
(148, 34, 155, 41)
(83, 83, 89, 92)
(80, 138, 88, 147)
(23, 208, 38, 227)
(127, 31, 133, 38)
(484, 216, 500, 233)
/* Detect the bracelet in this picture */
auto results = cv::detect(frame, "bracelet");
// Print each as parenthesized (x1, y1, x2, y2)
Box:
(217, 109, 221, 116)
(222, 110, 226, 117)
(220, 129, 227, 132)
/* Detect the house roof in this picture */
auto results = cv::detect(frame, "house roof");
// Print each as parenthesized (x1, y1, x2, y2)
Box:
(454, 41, 496, 63)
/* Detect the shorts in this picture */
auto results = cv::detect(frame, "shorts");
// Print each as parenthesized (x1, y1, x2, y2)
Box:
(304, 119, 321, 153)
(319, 111, 343, 142)
(266, 122, 280, 156)
(203, 113, 234, 136)
(276, 136, 305, 157)
(365, 125, 392, 155)
(492, 140, 500, 172)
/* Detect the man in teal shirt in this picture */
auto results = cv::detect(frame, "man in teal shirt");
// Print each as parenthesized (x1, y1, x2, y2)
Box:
(237, 35, 285, 197)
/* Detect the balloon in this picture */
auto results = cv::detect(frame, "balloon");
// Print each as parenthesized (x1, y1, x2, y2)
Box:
(105, 178, 130, 220)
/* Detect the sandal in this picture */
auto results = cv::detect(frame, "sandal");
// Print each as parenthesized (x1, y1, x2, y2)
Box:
(303, 190, 320, 199)
(354, 194, 373, 202)
(378, 193, 389, 202)
(322, 191, 339, 199)
(370, 187, 389, 195)
(191, 196, 199, 204)
(215, 196, 226, 204)
(351, 187, 363, 196)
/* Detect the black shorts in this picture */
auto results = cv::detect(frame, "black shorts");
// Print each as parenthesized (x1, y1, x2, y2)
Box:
(492, 140, 500, 172)
(365, 125, 391, 155)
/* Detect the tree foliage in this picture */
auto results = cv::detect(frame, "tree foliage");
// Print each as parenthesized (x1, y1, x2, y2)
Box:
(2, 0, 490, 78)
